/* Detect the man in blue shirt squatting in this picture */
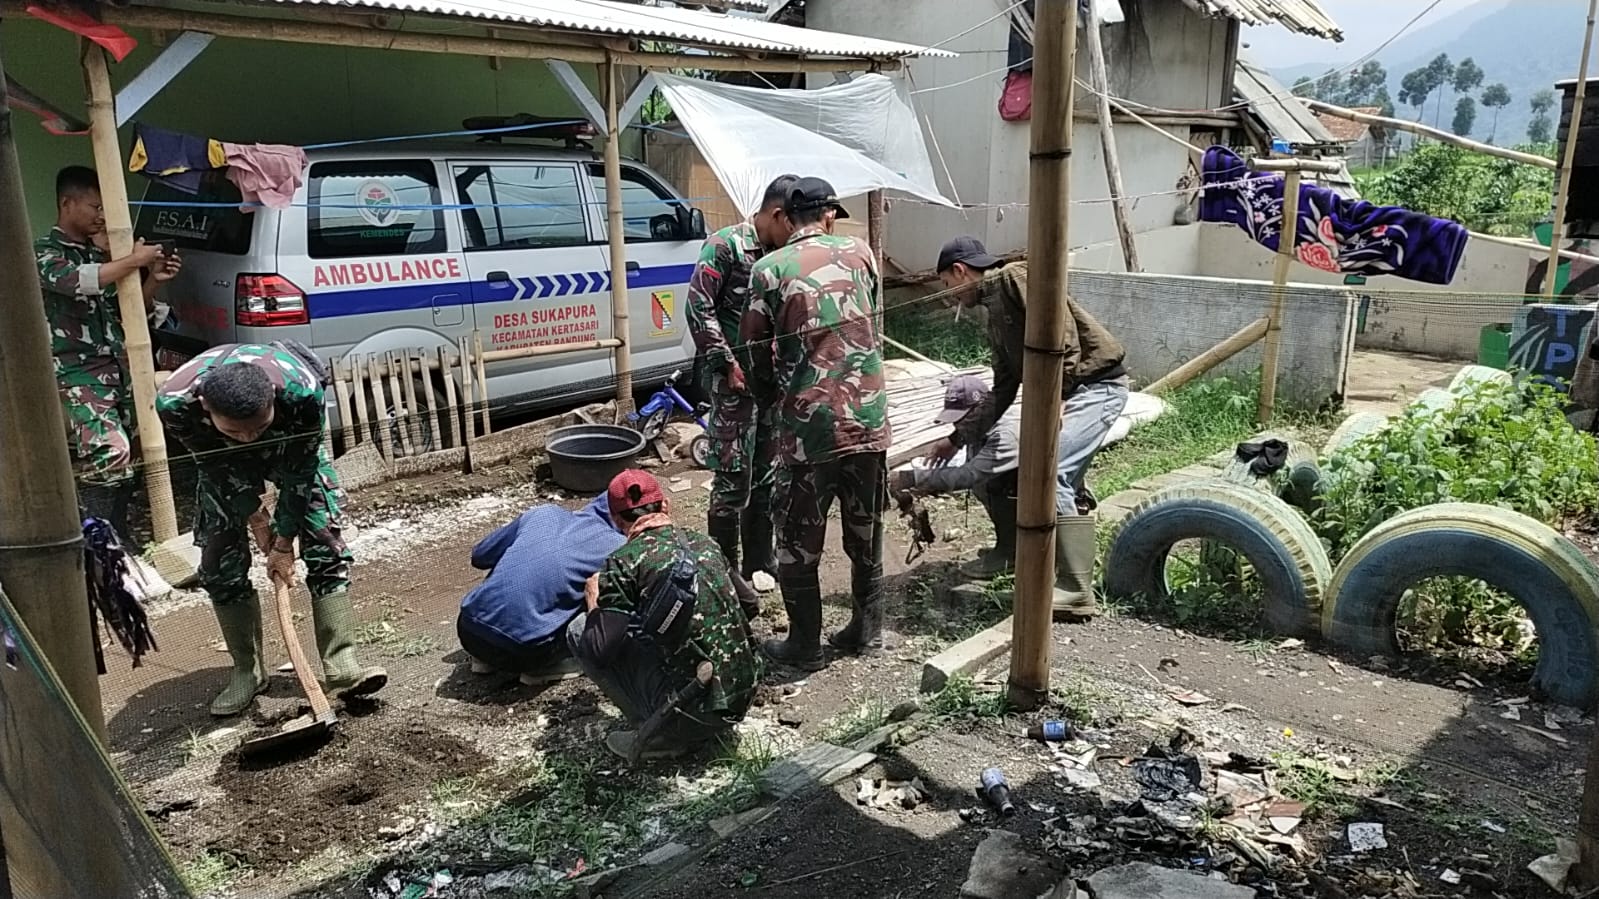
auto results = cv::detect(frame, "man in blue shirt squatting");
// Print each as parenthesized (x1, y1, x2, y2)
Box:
(457, 494, 625, 684)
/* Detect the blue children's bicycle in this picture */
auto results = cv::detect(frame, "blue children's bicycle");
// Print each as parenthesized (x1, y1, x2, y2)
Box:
(628, 369, 711, 468)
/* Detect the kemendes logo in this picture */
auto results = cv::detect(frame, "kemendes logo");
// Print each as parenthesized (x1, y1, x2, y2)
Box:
(355, 180, 401, 228)
(650, 290, 676, 338)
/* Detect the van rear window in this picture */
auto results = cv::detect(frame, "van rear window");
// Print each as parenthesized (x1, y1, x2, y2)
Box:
(134, 172, 253, 255)
(308, 160, 445, 259)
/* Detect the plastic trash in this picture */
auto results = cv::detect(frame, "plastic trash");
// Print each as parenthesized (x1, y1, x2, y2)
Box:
(1132, 749, 1202, 803)
(980, 767, 1016, 817)
(1026, 720, 1077, 741)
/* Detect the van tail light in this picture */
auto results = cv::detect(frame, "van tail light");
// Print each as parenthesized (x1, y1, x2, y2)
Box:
(235, 274, 309, 326)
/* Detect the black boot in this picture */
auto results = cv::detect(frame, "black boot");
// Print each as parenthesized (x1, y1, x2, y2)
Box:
(709, 512, 761, 621)
(829, 561, 884, 653)
(762, 572, 824, 670)
(741, 489, 776, 579)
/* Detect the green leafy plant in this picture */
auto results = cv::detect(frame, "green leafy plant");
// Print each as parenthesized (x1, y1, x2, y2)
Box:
(1353, 141, 1555, 237)
(1314, 378, 1598, 559)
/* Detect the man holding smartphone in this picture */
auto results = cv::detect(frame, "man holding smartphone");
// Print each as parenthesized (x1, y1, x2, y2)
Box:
(36, 165, 183, 537)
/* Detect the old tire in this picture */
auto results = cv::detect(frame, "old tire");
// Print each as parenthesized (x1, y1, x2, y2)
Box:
(1322, 411, 1390, 457)
(1450, 364, 1512, 393)
(1323, 503, 1599, 707)
(1104, 479, 1332, 637)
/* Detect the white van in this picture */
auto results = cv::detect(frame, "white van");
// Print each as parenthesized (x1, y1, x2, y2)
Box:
(135, 141, 707, 438)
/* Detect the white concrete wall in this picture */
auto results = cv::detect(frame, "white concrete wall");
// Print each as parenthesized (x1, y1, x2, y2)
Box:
(807, 0, 1230, 273)
(1195, 223, 1532, 361)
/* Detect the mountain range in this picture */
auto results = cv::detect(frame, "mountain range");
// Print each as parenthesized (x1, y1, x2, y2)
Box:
(1268, 0, 1584, 146)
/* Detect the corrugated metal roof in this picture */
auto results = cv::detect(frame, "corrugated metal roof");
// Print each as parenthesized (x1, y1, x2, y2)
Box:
(1187, 0, 1342, 40)
(270, 0, 956, 59)
(1235, 58, 1357, 196)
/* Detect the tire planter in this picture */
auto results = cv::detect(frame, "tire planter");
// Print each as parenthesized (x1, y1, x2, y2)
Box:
(1323, 503, 1599, 707)
(1104, 480, 1333, 637)
(1322, 411, 1390, 457)
(1449, 364, 1513, 394)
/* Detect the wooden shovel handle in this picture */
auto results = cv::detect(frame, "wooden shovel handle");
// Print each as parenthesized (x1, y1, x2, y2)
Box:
(272, 578, 334, 722)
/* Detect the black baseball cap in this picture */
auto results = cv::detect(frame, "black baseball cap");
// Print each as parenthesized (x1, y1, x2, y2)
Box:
(936, 235, 1001, 273)
(785, 177, 850, 218)
(934, 374, 990, 424)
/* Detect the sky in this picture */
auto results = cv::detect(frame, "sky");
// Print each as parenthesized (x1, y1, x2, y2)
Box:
(1239, 0, 1494, 69)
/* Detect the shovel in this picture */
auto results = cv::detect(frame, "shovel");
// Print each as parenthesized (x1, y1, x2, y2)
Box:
(238, 577, 337, 758)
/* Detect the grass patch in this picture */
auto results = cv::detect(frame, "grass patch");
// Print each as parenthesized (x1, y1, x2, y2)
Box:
(181, 850, 248, 896)
(1090, 375, 1261, 499)
(1049, 675, 1111, 725)
(1271, 752, 1356, 819)
(883, 303, 989, 368)
(355, 597, 441, 659)
(926, 673, 1008, 720)
(819, 696, 890, 746)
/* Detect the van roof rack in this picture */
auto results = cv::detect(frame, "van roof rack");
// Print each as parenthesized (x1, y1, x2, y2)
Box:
(462, 114, 597, 152)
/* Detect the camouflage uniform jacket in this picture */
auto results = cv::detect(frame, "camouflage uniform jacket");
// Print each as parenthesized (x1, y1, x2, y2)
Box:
(687, 222, 765, 382)
(34, 227, 126, 388)
(596, 524, 762, 719)
(741, 226, 891, 464)
(954, 262, 1128, 448)
(157, 344, 329, 539)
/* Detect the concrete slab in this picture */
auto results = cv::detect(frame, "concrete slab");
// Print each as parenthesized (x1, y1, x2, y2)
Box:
(1086, 862, 1254, 899)
(921, 614, 1013, 694)
(959, 830, 1059, 899)
(762, 742, 876, 800)
(147, 537, 199, 588)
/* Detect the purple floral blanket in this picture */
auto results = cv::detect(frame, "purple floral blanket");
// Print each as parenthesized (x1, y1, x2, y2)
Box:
(1198, 146, 1469, 285)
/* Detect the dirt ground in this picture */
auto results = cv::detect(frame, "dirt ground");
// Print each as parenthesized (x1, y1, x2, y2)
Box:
(1343, 350, 1461, 416)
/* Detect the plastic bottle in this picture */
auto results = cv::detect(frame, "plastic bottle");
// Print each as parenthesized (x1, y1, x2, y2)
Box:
(1025, 720, 1076, 742)
(980, 767, 1015, 817)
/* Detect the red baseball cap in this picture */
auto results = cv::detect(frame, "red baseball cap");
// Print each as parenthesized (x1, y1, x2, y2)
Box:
(607, 469, 665, 515)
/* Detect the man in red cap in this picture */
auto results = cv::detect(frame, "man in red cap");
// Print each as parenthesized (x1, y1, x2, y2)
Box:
(566, 469, 763, 760)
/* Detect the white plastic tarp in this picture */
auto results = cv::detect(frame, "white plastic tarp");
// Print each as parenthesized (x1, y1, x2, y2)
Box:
(652, 72, 954, 216)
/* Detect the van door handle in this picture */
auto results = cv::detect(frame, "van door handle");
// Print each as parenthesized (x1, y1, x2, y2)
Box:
(486, 270, 511, 285)
(626, 262, 641, 273)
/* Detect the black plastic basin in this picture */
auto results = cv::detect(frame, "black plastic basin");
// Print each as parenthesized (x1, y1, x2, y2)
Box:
(546, 424, 647, 493)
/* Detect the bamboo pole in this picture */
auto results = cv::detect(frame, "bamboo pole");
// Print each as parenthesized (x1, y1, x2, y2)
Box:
(602, 55, 635, 414)
(482, 338, 621, 364)
(349, 355, 368, 445)
(366, 354, 394, 461)
(1303, 98, 1557, 170)
(333, 361, 356, 451)
(867, 189, 886, 271)
(1008, 0, 1079, 712)
(458, 336, 477, 446)
(1083, 13, 1139, 273)
(417, 353, 442, 451)
(387, 352, 416, 457)
(82, 46, 179, 542)
(1145, 318, 1269, 395)
(398, 350, 422, 452)
(1547, 0, 1599, 300)
(1258, 169, 1303, 424)
(473, 330, 491, 436)
(438, 346, 460, 450)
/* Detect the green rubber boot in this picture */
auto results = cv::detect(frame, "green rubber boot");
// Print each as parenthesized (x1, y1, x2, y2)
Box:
(1051, 515, 1101, 620)
(311, 590, 389, 698)
(209, 595, 269, 717)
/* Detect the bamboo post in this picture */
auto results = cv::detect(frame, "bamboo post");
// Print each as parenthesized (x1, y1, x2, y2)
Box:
(398, 350, 422, 452)
(602, 54, 634, 413)
(333, 361, 356, 452)
(417, 352, 442, 451)
(348, 355, 367, 445)
(1258, 169, 1302, 424)
(1546, 0, 1599, 300)
(1144, 318, 1269, 395)
(1083, 12, 1139, 273)
(867, 189, 886, 271)
(473, 330, 491, 436)
(366, 354, 394, 461)
(1008, 0, 1079, 711)
(82, 45, 179, 542)
(457, 336, 477, 446)
(438, 346, 459, 450)
(385, 352, 415, 457)
(0, 41, 107, 740)
(1303, 98, 1557, 170)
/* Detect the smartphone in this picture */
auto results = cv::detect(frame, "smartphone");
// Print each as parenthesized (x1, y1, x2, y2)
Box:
(156, 239, 176, 257)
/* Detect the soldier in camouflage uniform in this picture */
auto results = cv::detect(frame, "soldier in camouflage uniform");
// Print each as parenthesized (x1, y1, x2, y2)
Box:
(567, 470, 761, 761)
(686, 174, 799, 621)
(36, 166, 181, 536)
(741, 177, 892, 671)
(158, 343, 387, 716)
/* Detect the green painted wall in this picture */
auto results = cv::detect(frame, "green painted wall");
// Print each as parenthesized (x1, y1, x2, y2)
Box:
(4, 19, 637, 234)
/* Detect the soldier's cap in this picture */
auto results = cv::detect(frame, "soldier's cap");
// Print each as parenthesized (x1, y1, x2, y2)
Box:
(935, 374, 991, 424)
(608, 469, 665, 515)
(784, 177, 850, 219)
(936, 235, 1001, 274)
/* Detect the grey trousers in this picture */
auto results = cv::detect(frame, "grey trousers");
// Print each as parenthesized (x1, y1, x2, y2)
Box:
(1055, 376, 1130, 517)
(565, 612, 728, 746)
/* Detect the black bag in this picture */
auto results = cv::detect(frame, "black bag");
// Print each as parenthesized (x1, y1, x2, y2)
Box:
(630, 532, 699, 649)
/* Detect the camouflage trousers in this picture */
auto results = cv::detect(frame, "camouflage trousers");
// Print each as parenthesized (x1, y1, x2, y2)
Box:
(193, 448, 352, 607)
(706, 374, 777, 519)
(59, 376, 134, 488)
(774, 451, 887, 577)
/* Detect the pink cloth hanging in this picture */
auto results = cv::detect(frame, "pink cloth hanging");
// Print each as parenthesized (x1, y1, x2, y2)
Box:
(222, 142, 308, 210)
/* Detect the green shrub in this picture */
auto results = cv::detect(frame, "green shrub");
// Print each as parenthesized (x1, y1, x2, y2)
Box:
(1314, 378, 1599, 560)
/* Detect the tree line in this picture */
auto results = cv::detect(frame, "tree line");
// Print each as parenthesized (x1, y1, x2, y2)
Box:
(1293, 56, 1557, 145)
